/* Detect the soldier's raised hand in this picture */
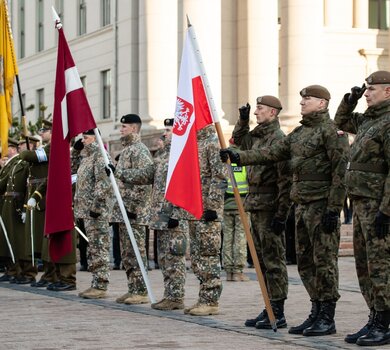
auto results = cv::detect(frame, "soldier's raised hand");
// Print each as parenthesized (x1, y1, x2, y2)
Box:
(239, 103, 251, 120)
(347, 84, 366, 105)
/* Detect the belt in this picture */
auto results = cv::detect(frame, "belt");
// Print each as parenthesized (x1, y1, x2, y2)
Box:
(293, 173, 331, 182)
(28, 178, 46, 185)
(347, 162, 388, 174)
(249, 185, 278, 194)
(4, 191, 23, 197)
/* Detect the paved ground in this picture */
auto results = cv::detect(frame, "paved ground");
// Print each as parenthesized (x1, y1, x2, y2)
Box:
(0, 256, 375, 350)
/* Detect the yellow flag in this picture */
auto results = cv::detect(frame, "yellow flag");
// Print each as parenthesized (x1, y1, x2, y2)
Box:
(0, 0, 18, 157)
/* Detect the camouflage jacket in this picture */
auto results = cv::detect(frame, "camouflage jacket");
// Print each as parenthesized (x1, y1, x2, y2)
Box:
(335, 98, 390, 215)
(19, 143, 50, 211)
(119, 139, 188, 230)
(233, 117, 291, 218)
(74, 142, 112, 220)
(238, 109, 349, 211)
(110, 133, 152, 225)
(193, 125, 227, 221)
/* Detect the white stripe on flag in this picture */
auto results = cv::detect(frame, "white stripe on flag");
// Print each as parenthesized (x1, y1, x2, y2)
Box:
(61, 66, 83, 139)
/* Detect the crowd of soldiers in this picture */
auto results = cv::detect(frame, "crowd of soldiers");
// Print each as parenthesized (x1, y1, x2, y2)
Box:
(0, 69, 389, 347)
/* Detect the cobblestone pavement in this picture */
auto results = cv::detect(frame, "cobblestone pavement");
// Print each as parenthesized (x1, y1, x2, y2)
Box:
(0, 257, 373, 350)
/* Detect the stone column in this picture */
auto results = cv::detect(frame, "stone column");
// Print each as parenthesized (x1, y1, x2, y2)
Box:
(353, 0, 368, 28)
(324, 0, 353, 28)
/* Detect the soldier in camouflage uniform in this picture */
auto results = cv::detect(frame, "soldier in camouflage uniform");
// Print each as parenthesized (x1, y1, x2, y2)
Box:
(232, 96, 291, 330)
(221, 85, 349, 336)
(74, 129, 112, 299)
(110, 114, 153, 305)
(184, 125, 227, 316)
(118, 118, 188, 310)
(335, 70, 390, 346)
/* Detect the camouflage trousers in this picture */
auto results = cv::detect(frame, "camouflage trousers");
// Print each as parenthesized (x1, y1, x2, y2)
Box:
(84, 218, 111, 290)
(188, 220, 222, 305)
(155, 228, 187, 301)
(352, 197, 390, 311)
(118, 223, 147, 295)
(250, 210, 288, 301)
(295, 199, 340, 302)
(222, 210, 248, 273)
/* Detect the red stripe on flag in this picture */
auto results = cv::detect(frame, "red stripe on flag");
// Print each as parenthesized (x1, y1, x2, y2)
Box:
(192, 76, 213, 131)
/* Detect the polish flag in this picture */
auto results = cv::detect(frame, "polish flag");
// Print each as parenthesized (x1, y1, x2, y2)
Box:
(45, 26, 96, 262)
(165, 29, 213, 219)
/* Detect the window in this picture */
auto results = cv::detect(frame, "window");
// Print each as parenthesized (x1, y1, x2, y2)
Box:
(101, 70, 111, 119)
(37, 0, 44, 51)
(78, 0, 87, 35)
(36, 89, 44, 120)
(55, 0, 64, 23)
(102, 0, 111, 26)
(369, 0, 390, 29)
(18, 0, 25, 58)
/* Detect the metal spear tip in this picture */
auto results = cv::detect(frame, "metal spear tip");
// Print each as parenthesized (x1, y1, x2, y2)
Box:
(51, 6, 62, 29)
(186, 15, 192, 28)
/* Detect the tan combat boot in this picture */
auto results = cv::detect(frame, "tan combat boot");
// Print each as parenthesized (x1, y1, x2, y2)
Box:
(232, 272, 250, 282)
(151, 298, 184, 310)
(184, 302, 201, 315)
(78, 287, 94, 298)
(80, 287, 107, 299)
(189, 303, 219, 316)
(123, 294, 149, 305)
(226, 272, 233, 281)
(116, 292, 133, 304)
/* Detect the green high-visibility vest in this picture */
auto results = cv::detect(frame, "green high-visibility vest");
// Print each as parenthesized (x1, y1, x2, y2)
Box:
(226, 163, 248, 194)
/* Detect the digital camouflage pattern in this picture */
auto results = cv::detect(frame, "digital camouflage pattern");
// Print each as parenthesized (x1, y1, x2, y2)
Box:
(335, 98, 390, 311)
(188, 126, 227, 305)
(233, 117, 291, 301)
(237, 109, 349, 302)
(74, 142, 112, 291)
(110, 132, 153, 296)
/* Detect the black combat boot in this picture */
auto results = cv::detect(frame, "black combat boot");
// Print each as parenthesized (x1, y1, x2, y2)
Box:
(289, 300, 320, 334)
(303, 301, 336, 336)
(245, 309, 267, 327)
(344, 308, 375, 343)
(255, 300, 287, 329)
(356, 310, 390, 346)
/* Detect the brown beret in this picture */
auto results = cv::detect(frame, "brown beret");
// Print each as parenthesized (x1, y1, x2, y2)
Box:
(300, 85, 331, 101)
(121, 114, 142, 124)
(256, 95, 282, 110)
(164, 118, 174, 127)
(365, 70, 390, 85)
(8, 138, 19, 147)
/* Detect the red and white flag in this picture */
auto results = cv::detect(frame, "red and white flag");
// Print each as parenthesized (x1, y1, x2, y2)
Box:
(165, 29, 213, 219)
(45, 26, 96, 262)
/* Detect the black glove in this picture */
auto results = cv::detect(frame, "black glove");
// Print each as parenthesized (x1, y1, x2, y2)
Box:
(126, 211, 137, 220)
(89, 210, 101, 219)
(115, 153, 120, 162)
(347, 84, 366, 105)
(203, 210, 218, 222)
(239, 103, 251, 120)
(105, 163, 116, 176)
(271, 217, 286, 235)
(219, 149, 241, 164)
(375, 211, 390, 238)
(321, 210, 339, 233)
(73, 139, 84, 151)
(167, 218, 179, 229)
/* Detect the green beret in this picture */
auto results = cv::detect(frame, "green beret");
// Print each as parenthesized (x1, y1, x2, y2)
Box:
(82, 129, 100, 135)
(300, 85, 331, 101)
(164, 118, 174, 127)
(120, 114, 142, 124)
(365, 70, 390, 85)
(256, 95, 283, 110)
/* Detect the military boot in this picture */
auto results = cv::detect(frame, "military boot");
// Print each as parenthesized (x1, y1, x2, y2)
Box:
(184, 302, 200, 315)
(151, 298, 184, 310)
(289, 300, 320, 334)
(232, 272, 250, 282)
(303, 301, 336, 336)
(116, 292, 133, 304)
(79, 287, 107, 299)
(255, 300, 287, 329)
(345, 308, 375, 344)
(356, 310, 390, 346)
(188, 303, 219, 316)
(245, 309, 268, 327)
(123, 294, 149, 305)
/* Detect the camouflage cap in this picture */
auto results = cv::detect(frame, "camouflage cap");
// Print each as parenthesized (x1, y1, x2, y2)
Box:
(8, 138, 19, 148)
(256, 95, 282, 110)
(164, 118, 174, 127)
(300, 85, 331, 101)
(120, 114, 142, 124)
(365, 70, 390, 85)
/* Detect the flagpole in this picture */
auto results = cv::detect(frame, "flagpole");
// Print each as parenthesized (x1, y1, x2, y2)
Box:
(186, 17, 277, 332)
(3, 0, 30, 149)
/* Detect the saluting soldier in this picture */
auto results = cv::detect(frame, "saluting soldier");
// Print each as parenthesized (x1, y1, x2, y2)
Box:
(110, 114, 153, 305)
(221, 85, 350, 336)
(335, 70, 390, 347)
